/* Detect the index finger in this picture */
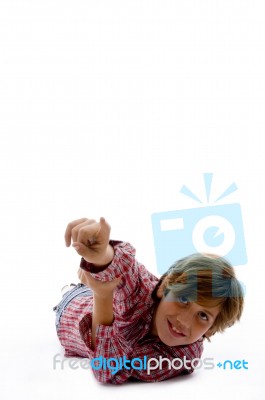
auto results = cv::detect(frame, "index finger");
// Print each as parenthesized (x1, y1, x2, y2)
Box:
(64, 218, 88, 246)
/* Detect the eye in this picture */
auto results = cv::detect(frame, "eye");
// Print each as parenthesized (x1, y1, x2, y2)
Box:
(198, 311, 209, 321)
(178, 296, 189, 305)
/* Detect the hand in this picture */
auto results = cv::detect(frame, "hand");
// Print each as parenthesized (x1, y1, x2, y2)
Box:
(77, 268, 121, 298)
(64, 217, 114, 265)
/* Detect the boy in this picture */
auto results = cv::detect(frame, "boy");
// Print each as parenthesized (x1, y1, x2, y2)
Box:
(54, 217, 244, 384)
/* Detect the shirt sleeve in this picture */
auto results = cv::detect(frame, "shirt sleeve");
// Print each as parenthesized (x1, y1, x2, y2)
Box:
(79, 312, 135, 383)
(80, 240, 149, 299)
(78, 240, 158, 342)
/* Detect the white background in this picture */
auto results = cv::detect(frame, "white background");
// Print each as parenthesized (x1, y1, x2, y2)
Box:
(0, 0, 264, 399)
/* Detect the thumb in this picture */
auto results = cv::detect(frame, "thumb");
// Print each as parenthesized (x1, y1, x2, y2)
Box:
(99, 216, 111, 235)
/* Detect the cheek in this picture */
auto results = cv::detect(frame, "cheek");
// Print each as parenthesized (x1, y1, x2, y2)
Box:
(162, 301, 181, 313)
(157, 305, 167, 321)
(155, 303, 173, 325)
(194, 321, 212, 336)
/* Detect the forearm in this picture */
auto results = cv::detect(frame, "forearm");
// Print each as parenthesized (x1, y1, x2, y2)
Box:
(91, 293, 114, 350)
(92, 244, 114, 267)
(77, 244, 118, 350)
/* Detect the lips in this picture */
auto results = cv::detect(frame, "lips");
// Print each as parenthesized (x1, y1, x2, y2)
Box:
(167, 320, 186, 338)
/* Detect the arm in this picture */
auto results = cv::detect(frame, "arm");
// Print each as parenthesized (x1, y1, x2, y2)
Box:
(77, 266, 121, 349)
(65, 217, 121, 349)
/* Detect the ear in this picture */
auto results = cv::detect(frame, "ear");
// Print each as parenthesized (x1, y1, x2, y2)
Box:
(204, 327, 215, 339)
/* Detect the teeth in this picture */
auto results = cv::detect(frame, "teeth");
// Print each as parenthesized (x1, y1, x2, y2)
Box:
(170, 322, 184, 335)
(172, 325, 181, 334)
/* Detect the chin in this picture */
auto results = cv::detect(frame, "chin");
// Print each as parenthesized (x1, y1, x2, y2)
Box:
(159, 335, 183, 347)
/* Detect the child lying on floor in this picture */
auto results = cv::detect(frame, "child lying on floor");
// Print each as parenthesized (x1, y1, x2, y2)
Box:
(54, 217, 244, 384)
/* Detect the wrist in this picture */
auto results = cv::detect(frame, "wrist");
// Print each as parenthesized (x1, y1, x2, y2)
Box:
(92, 244, 114, 267)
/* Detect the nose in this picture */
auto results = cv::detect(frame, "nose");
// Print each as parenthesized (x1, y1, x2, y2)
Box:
(176, 308, 194, 333)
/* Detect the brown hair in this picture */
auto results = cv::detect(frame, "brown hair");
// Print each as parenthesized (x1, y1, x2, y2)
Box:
(159, 253, 244, 339)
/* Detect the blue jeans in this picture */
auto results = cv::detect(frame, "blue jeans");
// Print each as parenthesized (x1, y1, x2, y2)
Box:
(53, 283, 93, 330)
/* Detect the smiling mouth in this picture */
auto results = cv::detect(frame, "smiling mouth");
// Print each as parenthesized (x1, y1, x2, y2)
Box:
(167, 320, 186, 338)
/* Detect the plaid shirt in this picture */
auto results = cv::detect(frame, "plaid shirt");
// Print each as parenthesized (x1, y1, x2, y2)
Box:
(57, 241, 204, 384)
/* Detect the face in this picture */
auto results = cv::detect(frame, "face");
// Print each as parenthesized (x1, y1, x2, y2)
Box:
(150, 288, 220, 347)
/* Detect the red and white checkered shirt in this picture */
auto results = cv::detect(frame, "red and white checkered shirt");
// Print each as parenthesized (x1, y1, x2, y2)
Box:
(57, 241, 204, 384)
